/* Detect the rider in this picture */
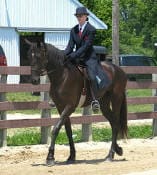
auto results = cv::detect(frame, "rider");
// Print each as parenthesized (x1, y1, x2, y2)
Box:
(64, 7, 105, 112)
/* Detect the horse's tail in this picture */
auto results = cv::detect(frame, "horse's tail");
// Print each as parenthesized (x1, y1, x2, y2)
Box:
(119, 91, 128, 138)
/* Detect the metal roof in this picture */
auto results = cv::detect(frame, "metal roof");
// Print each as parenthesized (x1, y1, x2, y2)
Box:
(0, 0, 107, 30)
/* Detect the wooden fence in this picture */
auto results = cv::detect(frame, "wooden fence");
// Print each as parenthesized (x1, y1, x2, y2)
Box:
(0, 66, 157, 146)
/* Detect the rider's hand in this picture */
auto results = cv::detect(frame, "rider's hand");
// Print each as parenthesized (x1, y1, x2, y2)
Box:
(69, 52, 77, 59)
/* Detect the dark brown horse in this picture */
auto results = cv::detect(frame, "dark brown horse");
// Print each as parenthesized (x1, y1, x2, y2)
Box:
(27, 41, 128, 166)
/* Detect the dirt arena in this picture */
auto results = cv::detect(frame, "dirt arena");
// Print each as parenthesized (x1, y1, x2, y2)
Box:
(1, 138, 157, 175)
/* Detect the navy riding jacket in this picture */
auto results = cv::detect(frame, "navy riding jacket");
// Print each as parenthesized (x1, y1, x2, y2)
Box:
(64, 22, 97, 62)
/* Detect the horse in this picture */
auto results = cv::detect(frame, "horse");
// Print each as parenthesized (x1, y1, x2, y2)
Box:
(26, 40, 128, 166)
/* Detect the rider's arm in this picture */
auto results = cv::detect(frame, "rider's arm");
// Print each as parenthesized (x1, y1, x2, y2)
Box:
(64, 30, 75, 56)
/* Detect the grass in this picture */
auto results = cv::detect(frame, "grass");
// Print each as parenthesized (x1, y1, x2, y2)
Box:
(7, 92, 40, 102)
(127, 89, 153, 112)
(7, 124, 152, 146)
(6, 92, 41, 114)
(7, 130, 41, 146)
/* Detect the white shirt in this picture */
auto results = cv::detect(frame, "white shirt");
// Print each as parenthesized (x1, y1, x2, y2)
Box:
(79, 21, 87, 33)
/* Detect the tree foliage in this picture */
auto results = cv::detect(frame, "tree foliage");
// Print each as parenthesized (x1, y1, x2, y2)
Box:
(120, 0, 157, 55)
(79, 0, 157, 55)
(80, 0, 112, 48)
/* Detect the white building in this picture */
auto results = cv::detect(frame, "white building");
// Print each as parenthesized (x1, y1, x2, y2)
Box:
(0, 0, 107, 83)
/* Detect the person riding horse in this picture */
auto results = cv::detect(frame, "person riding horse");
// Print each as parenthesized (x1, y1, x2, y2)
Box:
(27, 40, 127, 166)
(64, 7, 111, 112)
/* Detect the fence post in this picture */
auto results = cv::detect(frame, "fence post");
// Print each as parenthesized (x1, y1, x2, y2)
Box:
(82, 106, 92, 141)
(40, 75, 51, 144)
(152, 74, 157, 136)
(0, 75, 7, 147)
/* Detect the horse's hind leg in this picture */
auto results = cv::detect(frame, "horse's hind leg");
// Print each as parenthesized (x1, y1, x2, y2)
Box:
(100, 92, 123, 161)
(64, 117, 76, 164)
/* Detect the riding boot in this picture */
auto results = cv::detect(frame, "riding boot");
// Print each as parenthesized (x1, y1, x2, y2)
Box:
(90, 81, 100, 113)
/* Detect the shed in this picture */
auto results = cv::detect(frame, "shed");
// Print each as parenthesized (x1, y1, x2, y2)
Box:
(0, 0, 107, 83)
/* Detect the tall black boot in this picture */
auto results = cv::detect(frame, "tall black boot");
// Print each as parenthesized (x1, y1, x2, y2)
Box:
(89, 81, 100, 113)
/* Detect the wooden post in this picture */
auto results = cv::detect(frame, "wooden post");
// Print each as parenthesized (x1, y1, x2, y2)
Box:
(152, 44, 157, 136)
(112, 0, 119, 66)
(40, 75, 51, 144)
(82, 106, 92, 142)
(0, 75, 7, 147)
(152, 74, 157, 136)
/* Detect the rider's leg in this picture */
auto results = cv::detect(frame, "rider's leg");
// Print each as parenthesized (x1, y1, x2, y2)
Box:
(85, 59, 100, 113)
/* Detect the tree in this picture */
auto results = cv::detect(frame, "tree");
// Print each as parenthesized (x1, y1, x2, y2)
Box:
(80, 0, 157, 55)
(80, 0, 112, 48)
(120, 0, 157, 54)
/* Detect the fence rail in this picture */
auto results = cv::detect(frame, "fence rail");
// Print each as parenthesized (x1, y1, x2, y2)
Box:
(0, 65, 157, 146)
(0, 112, 157, 129)
(0, 66, 156, 120)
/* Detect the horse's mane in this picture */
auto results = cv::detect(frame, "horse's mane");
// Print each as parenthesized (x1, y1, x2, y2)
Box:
(45, 43, 66, 66)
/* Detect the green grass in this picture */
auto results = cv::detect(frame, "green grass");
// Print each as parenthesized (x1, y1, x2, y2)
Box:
(7, 125, 152, 146)
(7, 130, 41, 146)
(7, 92, 40, 102)
(6, 92, 41, 114)
(127, 89, 153, 112)
(127, 89, 152, 97)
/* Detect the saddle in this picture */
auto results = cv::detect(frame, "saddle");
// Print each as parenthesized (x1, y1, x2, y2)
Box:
(77, 62, 112, 97)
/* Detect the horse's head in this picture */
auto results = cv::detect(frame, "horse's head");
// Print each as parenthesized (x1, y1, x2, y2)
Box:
(26, 39, 48, 85)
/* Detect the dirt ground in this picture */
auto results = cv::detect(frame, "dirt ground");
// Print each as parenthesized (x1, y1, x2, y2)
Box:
(1, 138, 157, 175)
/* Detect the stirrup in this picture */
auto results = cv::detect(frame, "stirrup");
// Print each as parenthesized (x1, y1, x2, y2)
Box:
(48, 100, 56, 108)
(91, 100, 100, 113)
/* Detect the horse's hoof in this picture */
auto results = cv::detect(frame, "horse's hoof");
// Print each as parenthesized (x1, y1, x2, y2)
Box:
(104, 156, 113, 162)
(66, 156, 75, 164)
(66, 159, 75, 164)
(116, 146, 123, 156)
(46, 159, 55, 166)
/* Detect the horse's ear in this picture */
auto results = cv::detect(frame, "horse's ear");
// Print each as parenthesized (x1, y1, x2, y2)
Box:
(24, 39, 32, 46)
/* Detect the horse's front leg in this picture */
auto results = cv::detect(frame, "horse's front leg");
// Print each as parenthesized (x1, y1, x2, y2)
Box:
(46, 105, 74, 166)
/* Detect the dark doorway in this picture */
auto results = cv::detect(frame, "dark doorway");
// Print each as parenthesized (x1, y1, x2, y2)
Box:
(20, 33, 44, 83)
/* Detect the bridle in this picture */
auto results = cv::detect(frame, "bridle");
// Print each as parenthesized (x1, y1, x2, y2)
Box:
(30, 49, 57, 76)
(30, 49, 47, 76)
